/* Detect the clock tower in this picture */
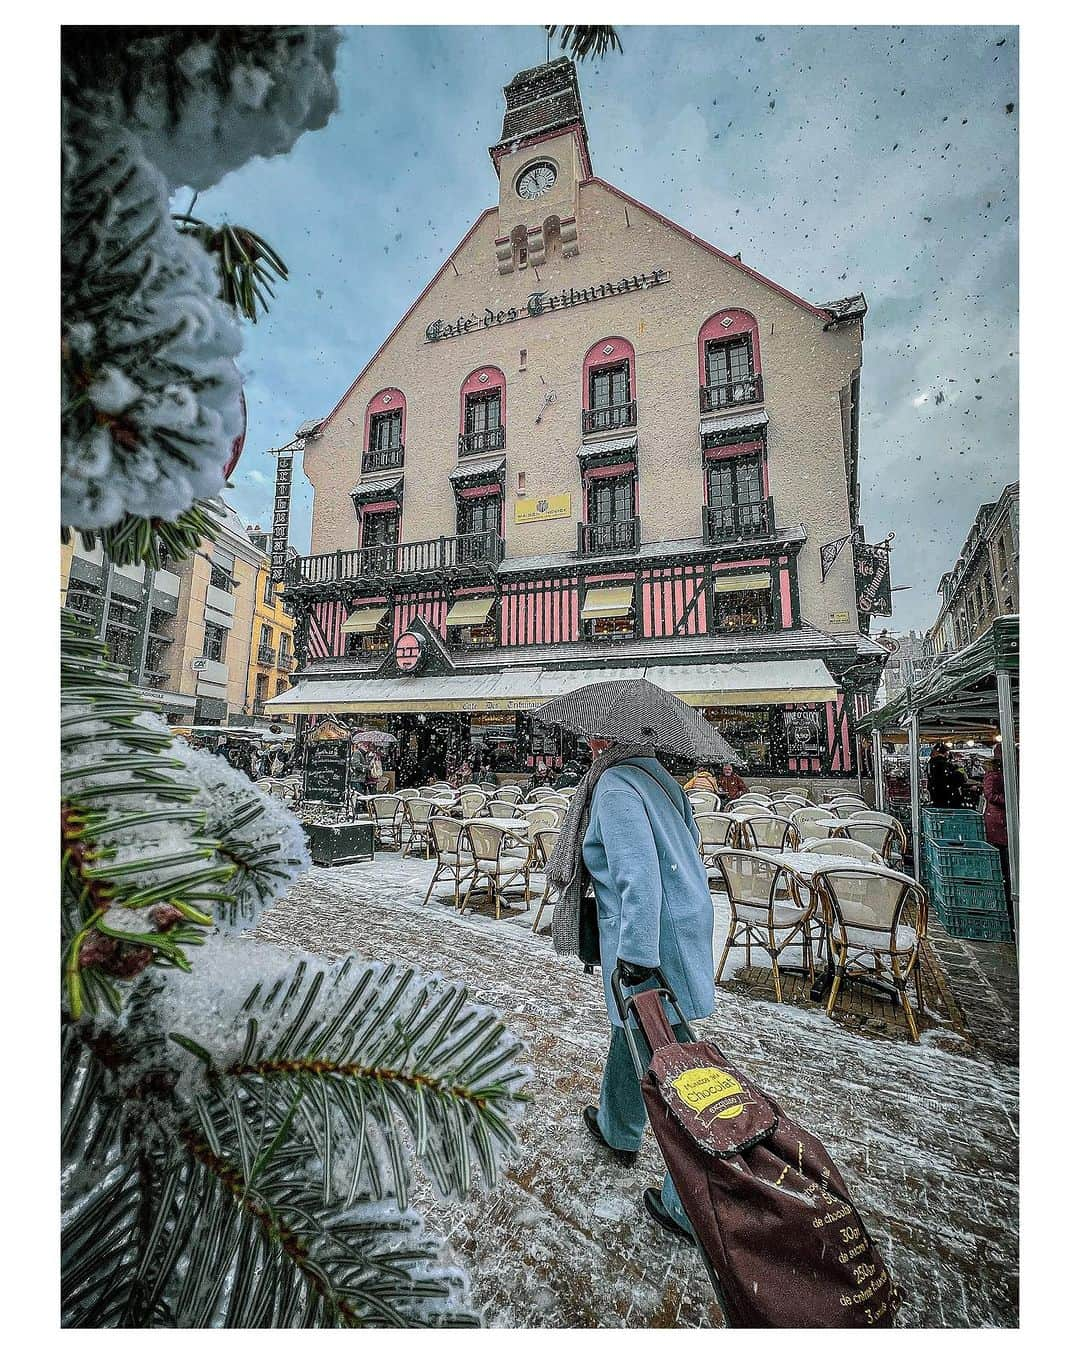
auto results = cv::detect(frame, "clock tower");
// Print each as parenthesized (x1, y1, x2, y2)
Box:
(489, 58, 591, 274)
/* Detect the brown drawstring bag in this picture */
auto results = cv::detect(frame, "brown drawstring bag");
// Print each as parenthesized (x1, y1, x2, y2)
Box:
(623, 983, 901, 1328)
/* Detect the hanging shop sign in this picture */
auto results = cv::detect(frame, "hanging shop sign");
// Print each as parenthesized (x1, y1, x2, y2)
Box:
(783, 707, 824, 757)
(425, 269, 671, 343)
(269, 452, 294, 583)
(853, 542, 893, 616)
(514, 493, 572, 525)
(820, 531, 856, 582)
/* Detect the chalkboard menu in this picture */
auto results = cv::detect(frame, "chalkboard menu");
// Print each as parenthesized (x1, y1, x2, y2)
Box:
(303, 740, 350, 804)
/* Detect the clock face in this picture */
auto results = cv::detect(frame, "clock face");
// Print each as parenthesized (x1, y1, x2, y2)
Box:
(516, 160, 558, 200)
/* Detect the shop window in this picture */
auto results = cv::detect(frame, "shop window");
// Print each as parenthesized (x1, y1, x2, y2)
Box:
(581, 585, 637, 642)
(446, 614, 499, 650)
(202, 622, 226, 662)
(344, 630, 391, 658)
(585, 610, 637, 642)
(713, 585, 775, 634)
(705, 706, 774, 771)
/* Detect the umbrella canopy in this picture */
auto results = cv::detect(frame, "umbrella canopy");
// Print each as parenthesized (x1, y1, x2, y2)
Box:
(532, 678, 742, 765)
(351, 728, 397, 749)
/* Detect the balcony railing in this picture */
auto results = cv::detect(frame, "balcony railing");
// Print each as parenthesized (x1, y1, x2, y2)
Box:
(256, 644, 275, 665)
(699, 373, 764, 413)
(578, 516, 641, 557)
(702, 497, 775, 544)
(582, 401, 637, 436)
(286, 530, 505, 586)
(458, 426, 505, 456)
(276, 652, 292, 670)
(361, 443, 404, 473)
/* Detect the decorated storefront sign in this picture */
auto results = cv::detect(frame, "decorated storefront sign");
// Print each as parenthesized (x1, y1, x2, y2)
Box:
(270, 452, 293, 583)
(393, 632, 425, 673)
(853, 541, 893, 616)
(425, 269, 671, 342)
(514, 493, 572, 524)
(783, 707, 824, 757)
(820, 531, 856, 582)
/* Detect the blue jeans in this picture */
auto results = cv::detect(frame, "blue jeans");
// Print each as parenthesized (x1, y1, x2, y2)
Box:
(596, 1023, 695, 1236)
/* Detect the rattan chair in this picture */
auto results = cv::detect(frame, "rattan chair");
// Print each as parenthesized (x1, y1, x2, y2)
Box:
(530, 828, 561, 933)
(494, 785, 524, 804)
(461, 821, 530, 919)
(835, 818, 905, 865)
(733, 791, 772, 807)
(458, 788, 488, 819)
(487, 799, 522, 820)
(367, 794, 404, 848)
(424, 816, 474, 906)
(418, 786, 447, 800)
(739, 813, 799, 852)
(688, 791, 722, 814)
(402, 796, 437, 859)
(798, 836, 883, 864)
(814, 866, 928, 1042)
(397, 787, 420, 801)
(695, 811, 742, 861)
(714, 849, 814, 1002)
(770, 798, 808, 820)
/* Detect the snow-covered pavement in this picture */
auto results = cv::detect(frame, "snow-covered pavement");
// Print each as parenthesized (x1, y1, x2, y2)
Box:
(253, 854, 1018, 1328)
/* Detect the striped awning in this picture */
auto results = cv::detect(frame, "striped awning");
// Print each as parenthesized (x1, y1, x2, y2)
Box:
(342, 607, 388, 634)
(445, 597, 495, 627)
(700, 409, 769, 437)
(350, 474, 403, 501)
(580, 585, 635, 619)
(578, 434, 638, 461)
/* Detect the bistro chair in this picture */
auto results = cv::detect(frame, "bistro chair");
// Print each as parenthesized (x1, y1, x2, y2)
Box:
(733, 791, 772, 807)
(687, 791, 722, 814)
(367, 794, 404, 849)
(525, 788, 557, 804)
(401, 796, 437, 859)
(850, 809, 906, 835)
(424, 816, 474, 907)
(458, 788, 488, 819)
(461, 821, 530, 920)
(770, 798, 809, 821)
(418, 786, 447, 800)
(824, 790, 866, 805)
(739, 813, 799, 852)
(830, 801, 870, 820)
(792, 815, 833, 846)
(713, 849, 814, 1003)
(494, 785, 524, 804)
(791, 805, 835, 827)
(814, 866, 929, 1043)
(397, 787, 420, 801)
(834, 818, 906, 867)
(487, 799, 522, 820)
(799, 836, 884, 865)
(530, 829, 561, 933)
(524, 806, 560, 832)
(695, 812, 742, 864)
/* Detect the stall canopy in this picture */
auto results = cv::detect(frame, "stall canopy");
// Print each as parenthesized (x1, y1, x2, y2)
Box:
(444, 597, 495, 627)
(264, 658, 838, 716)
(342, 607, 388, 634)
(580, 586, 635, 619)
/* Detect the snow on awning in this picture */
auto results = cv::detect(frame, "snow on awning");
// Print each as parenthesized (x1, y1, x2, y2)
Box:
(342, 607, 388, 634)
(264, 659, 838, 715)
(350, 474, 403, 500)
(445, 597, 495, 627)
(577, 434, 638, 460)
(449, 456, 506, 483)
(700, 409, 769, 437)
(580, 585, 635, 619)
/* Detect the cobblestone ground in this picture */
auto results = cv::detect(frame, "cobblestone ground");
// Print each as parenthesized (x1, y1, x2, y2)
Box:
(253, 856, 1019, 1329)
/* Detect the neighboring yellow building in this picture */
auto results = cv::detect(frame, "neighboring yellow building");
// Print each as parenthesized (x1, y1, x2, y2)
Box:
(244, 526, 297, 720)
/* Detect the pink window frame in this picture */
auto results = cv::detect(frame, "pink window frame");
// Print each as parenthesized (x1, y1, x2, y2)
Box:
(460, 366, 507, 436)
(582, 336, 636, 408)
(364, 388, 406, 452)
(698, 310, 761, 387)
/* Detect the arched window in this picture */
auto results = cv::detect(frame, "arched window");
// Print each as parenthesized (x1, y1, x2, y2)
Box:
(362, 388, 406, 472)
(698, 311, 763, 412)
(459, 367, 507, 456)
(582, 337, 636, 435)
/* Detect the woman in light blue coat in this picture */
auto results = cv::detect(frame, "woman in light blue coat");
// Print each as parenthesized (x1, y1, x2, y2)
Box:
(580, 742, 715, 1243)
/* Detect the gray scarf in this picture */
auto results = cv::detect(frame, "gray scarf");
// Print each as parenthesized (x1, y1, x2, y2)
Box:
(547, 743, 650, 959)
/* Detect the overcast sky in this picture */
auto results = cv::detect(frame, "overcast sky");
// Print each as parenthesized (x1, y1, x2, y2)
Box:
(196, 24, 1017, 634)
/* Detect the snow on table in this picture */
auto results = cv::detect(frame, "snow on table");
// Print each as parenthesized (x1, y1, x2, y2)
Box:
(252, 853, 1018, 1328)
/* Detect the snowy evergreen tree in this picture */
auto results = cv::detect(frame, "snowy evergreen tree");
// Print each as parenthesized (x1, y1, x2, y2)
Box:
(60, 27, 528, 1327)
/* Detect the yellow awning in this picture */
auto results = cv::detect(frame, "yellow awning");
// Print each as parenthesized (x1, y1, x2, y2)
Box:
(713, 572, 771, 593)
(580, 585, 635, 619)
(342, 607, 388, 634)
(445, 597, 495, 628)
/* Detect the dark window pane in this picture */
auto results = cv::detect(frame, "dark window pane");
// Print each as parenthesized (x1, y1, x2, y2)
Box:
(362, 510, 399, 549)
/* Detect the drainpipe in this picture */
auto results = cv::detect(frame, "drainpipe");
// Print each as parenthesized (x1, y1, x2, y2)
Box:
(872, 728, 885, 811)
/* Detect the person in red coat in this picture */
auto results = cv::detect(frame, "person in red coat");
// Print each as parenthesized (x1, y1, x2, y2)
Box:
(717, 762, 748, 801)
(981, 745, 1011, 897)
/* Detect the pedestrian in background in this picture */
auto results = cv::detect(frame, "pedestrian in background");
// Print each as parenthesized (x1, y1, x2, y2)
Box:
(981, 744, 1012, 902)
(717, 761, 747, 801)
(682, 763, 720, 794)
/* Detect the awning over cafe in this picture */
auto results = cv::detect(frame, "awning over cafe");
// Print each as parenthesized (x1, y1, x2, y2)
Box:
(264, 658, 838, 715)
(342, 607, 389, 634)
(445, 597, 496, 627)
(713, 572, 771, 593)
(580, 585, 635, 619)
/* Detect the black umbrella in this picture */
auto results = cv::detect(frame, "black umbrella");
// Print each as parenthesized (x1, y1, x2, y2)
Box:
(532, 678, 742, 765)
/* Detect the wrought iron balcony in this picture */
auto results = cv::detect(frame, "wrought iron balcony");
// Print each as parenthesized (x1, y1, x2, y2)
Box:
(286, 529, 505, 587)
(577, 516, 641, 557)
(256, 644, 275, 665)
(582, 401, 637, 436)
(458, 426, 505, 456)
(361, 443, 404, 473)
(699, 373, 764, 413)
(276, 653, 292, 670)
(702, 497, 776, 544)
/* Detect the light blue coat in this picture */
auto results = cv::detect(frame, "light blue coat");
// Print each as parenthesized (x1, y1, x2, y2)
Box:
(582, 757, 716, 1027)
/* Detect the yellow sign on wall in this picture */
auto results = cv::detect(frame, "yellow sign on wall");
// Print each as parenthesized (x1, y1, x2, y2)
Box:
(514, 493, 572, 525)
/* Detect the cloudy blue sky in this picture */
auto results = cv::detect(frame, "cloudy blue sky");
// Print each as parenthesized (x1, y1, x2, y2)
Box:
(196, 24, 1017, 633)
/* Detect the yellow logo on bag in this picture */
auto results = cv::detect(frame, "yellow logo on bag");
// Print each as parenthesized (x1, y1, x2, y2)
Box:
(671, 1067, 747, 1118)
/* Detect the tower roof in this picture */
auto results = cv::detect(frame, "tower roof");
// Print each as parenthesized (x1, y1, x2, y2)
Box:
(489, 57, 591, 174)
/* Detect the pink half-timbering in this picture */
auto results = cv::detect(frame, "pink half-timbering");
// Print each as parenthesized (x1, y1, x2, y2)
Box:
(778, 565, 793, 628)
(393, 591, 448, 640)
(460, 366, 506, 433)
(697, 309, 762, 385)
(364, 387, 406, 448)
(641, 565, 708, 638)
(582, 335, 636, 406)
(309, 599, 348, 659)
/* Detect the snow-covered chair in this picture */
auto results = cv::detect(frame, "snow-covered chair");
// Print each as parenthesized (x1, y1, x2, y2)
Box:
(461, 822, 530, 920)
(835, 817, 905, 866)
(530, 828, 561, 933)
(402, 796, 437, 859)
(367, 794, 404, 848)
(687, 790, 722, 814)
(713, 849, 813, 1002)
(494, 785, 524, 804)
(799, 836, 883, 865)
(487, 799, 522, 820)
(424, 816, 473, 907)
(695, 811, 741, 862)
(814, 866, 928, 1042)
(458, 788, 487, 819)
(739, 813, 799, 852)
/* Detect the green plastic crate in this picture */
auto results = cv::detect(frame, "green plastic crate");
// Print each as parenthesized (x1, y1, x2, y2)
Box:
(930, 874, 1008, 913)
(933, 902, 1013, 943)
(921, 808, 985, 844)
(924, 838, 1002, 882)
